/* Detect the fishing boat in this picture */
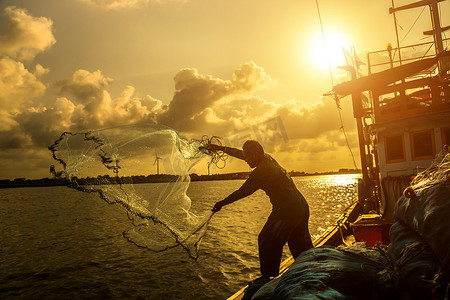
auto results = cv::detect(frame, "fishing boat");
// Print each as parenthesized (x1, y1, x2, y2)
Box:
(229, 0, 450, 299)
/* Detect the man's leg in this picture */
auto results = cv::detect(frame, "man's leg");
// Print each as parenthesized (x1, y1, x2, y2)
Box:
(287, 212, 313, 258)
(258, 217, 299, 277)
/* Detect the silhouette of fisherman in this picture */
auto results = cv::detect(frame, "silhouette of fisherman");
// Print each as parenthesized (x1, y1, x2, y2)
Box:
(207, 140, 313, 297)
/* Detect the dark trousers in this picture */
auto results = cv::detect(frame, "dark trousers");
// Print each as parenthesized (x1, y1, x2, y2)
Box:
(258, 213, 313, 278)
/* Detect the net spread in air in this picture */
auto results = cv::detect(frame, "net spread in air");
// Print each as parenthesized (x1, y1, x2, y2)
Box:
(49, 123, 218, 259)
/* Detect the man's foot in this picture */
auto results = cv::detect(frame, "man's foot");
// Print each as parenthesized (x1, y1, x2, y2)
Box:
(242, 277, 272, 300)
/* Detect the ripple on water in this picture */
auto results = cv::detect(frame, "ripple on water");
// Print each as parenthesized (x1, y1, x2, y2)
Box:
(0, 174, 359, 299)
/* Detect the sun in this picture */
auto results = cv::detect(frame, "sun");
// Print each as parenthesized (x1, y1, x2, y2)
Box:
(307, 30, 350, 71)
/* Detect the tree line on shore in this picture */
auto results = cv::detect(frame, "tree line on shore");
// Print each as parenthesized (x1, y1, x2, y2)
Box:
(1, 169, 360, 188)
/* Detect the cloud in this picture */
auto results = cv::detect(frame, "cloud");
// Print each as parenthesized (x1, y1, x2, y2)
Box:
(0, 57, 48, 131)
(4, 59, 336, 154)
(157, 61, 274, 133)
(157, 68, 232, 131)
(56, 69, 113, 104)
(0, 7, 52, 132)
(15, 98, 76, 148)
(0, 64, 163, 147)
(214, 97, 356, 155)
(78, 0, 169, 10)
(151, 61, 357, 165)
(0, 58, 47, 111)
(0, 55, 358, 178)
(0, 6, 55, 61)
(275, 98, 345, 140)
(0, 6, 52, 158)
(54, 69, 162, 130)
(0, 126, 31, 149)
(231, 61, 276, 93)
(154, 61, 356, 158)
(1, 61, 352, 148)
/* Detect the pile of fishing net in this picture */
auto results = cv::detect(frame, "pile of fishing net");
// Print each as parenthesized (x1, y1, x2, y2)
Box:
(389, 149, 450, 299)
(251, 244, 398, 300)
(49, 123, 215, 259)
(252, 150, 449, 299)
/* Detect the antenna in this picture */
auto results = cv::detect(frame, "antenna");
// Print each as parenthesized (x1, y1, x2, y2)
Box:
(153, 153, 162, 175)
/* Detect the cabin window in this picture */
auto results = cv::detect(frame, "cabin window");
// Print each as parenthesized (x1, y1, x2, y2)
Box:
(385, 134, 405, 163)
(411, 129, 435, 160)
(442, 128, 450, 148)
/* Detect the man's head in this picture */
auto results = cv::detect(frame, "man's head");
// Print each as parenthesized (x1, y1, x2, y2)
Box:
(242, 140, 264, 168)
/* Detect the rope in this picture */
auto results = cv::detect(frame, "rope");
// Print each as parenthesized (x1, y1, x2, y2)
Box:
(315, 0, 358, 171)
(336, 95, 358, 170)
(400, 6, 426, 44)
(194, 135, 229, 169)
(315, 0, 334, 86)
(322, 91, 359, 171)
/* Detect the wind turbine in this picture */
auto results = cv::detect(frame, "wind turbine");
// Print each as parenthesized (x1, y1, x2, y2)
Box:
(207, 160, 212, 176)
(154, 153, 162, 175)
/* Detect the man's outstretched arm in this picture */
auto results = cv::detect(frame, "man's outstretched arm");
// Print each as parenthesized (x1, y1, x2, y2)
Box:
(212, 176, 259, 212)
(208, 144, 245, 160)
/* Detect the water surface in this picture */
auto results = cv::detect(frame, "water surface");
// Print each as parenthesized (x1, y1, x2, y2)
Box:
(0, 174, 359, 299)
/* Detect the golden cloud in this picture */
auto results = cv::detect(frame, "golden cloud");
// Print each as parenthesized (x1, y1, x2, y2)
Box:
(0, 6, 55, 61)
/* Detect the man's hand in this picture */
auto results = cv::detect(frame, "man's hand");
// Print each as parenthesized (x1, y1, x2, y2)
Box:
(212, 200, 225, 213)
(207, 143, 223, 152)
(199, 143, 223, 155)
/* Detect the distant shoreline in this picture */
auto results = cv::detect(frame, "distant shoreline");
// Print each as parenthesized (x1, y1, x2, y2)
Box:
(0, 169, 361, 189)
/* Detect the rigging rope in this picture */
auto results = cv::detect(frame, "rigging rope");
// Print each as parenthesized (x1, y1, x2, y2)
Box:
(315, 0, 334, 86)
(335, 96, 359, 170)
(315, 0, 358, 170)
(400, 6, 426, 44)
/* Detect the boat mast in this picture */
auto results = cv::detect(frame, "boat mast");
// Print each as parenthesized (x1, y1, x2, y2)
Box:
(429, 0, 445, 55)
(389, 0, 449, 73)
(390, 0, 403, 65)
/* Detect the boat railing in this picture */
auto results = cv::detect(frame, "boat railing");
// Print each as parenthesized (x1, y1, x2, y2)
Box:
(366, 40, 450, 124)
(367, 38, 450, 74)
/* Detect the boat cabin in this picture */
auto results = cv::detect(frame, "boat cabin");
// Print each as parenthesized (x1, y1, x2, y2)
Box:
(365, 40, 450, 218)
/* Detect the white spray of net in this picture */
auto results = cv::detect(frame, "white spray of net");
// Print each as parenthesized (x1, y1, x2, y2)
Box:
(49, 123, 220, 259)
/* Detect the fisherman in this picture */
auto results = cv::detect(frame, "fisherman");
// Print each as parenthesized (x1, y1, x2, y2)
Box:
(208, 140, 313, 283)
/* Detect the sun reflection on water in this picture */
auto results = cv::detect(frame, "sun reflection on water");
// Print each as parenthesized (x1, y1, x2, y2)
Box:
(293, 174, 361, 240)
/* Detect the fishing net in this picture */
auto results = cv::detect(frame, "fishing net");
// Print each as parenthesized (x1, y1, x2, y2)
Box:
(393, 147, 450, 298)
(253, 245, 398, 300)
(49, 123, 216, 259)
(403, 146, 450, 197)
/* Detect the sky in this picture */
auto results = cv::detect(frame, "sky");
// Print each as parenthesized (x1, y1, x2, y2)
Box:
(1, 0, 449, 179)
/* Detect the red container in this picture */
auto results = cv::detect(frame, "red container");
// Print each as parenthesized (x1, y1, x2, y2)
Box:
(350, 214, 393, 246)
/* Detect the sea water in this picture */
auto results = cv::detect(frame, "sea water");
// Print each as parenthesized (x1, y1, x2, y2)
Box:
(0, 174, 359, 299)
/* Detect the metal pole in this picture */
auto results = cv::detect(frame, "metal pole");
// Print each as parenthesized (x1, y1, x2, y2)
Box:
(430, 0, 444, 54)
(347, 67, 369, 183)
(391, 0, 403, 65)
(429, 0, 445, 75)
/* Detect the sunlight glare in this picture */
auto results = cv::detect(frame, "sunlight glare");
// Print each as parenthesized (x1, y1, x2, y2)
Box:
(307, 31, 350, 70)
